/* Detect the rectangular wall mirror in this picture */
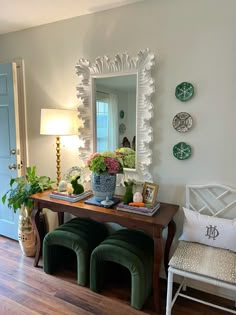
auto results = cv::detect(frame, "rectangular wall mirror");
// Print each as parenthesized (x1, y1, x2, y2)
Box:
(76, 49, 155, 183)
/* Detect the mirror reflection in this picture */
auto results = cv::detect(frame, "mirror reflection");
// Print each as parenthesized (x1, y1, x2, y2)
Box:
(94, 75, 136, 168)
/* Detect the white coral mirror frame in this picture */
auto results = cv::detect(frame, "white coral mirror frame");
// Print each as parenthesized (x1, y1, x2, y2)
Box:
(75, 49, 155, 182)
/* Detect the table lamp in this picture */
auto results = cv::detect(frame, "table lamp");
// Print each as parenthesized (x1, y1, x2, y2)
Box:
(40, 108, 77, 184)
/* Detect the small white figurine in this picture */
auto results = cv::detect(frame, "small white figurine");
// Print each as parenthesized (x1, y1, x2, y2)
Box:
(133, 191, 143, 202)
(58, 180, 68, 192)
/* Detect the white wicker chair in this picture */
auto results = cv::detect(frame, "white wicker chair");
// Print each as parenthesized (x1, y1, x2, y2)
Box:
(166, 184, 236, 315)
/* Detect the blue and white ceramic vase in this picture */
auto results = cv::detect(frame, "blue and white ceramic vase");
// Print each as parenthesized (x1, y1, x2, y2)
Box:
(91, 172, 116, 202)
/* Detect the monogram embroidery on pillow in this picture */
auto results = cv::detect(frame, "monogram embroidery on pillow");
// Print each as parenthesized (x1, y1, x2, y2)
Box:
(205, 225, 219, 240)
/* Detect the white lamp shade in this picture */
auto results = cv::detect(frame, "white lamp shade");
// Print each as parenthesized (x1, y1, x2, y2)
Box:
(40, 109, 77, 136)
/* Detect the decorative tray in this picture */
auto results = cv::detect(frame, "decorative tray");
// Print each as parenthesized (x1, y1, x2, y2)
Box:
(173, 112, 193, 132)
(84, 197, 121, 208)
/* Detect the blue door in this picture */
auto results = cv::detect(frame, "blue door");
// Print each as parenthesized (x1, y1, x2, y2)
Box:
(0, 63, 20, 240)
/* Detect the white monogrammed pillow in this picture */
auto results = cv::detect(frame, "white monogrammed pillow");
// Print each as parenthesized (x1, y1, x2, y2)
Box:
(179, 207, 236, 252)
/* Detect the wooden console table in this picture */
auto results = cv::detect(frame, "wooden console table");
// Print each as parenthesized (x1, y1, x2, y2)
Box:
(30, 191, 179, 314)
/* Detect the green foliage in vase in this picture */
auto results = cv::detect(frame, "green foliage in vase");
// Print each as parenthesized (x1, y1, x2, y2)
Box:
(123, 180, 134, 204)
(115, 147, 135, 169)
(71, 175, 84, 195)
(2, 166, 54, 213)
(87, 151, 123, 175)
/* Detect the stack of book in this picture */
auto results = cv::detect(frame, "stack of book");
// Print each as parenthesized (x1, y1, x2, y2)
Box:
(116, 201, 160, 216)
(49, 190, 92, 202)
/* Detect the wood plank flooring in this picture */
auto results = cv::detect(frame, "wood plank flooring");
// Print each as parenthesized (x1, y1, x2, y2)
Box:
(0, 236, 234, 315)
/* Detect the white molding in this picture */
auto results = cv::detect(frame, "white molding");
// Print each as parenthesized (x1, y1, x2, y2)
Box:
(75, 49, 155, 182)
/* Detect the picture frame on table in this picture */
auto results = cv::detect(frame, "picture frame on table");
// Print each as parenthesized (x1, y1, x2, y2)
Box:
(142, 182, 159, 205)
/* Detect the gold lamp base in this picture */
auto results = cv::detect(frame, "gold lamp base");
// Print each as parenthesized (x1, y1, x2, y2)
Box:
(56, 136, 61, 184)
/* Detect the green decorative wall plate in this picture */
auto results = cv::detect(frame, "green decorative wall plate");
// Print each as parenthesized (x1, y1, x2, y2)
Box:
(175, 82, 194, 102)
(173, 142, 191, 160)
(120, 110, 124, 119)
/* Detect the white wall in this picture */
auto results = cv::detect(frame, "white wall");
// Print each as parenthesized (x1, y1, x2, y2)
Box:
(0, 0, 236, 296)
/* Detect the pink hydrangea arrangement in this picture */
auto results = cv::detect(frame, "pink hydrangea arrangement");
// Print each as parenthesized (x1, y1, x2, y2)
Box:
(87, 151, 123, 175)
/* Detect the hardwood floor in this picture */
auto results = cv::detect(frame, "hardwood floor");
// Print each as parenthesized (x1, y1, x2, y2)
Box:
(0, 236, 234, 315)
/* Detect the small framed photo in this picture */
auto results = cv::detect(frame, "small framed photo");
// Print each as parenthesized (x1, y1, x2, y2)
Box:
(142, 182, 159, 205)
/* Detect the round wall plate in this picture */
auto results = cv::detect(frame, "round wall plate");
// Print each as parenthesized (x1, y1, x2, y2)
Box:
(173, 142, 191, 160)
(175, 82, 194, 102)
(120, 110, 124, 119)
(173, 112, 193, 132)
(119, 123, 126, 134)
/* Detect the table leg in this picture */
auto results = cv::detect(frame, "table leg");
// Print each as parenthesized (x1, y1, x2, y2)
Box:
(164, 220, 176, 276)
(153, 234, 163, 314)
(58, 212, 64, 225)
(31, 206, 42, 267)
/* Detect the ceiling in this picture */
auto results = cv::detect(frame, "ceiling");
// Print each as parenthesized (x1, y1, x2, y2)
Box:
(0, 0, 143, 35)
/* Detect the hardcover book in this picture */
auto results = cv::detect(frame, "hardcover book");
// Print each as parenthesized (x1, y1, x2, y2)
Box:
(116, 201, 160, 216)
(49, 190, 92, 202)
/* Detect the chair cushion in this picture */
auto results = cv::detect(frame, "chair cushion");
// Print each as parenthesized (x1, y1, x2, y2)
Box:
(179, 207, 236, 252)
(169, 241, 236, 284)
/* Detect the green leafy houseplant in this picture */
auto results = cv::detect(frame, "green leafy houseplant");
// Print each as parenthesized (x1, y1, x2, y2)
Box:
(2, 166, 53, 213)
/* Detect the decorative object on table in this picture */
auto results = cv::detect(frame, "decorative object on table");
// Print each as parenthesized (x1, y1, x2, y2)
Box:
(173, 142, 192, 160)
(120, 110, 124, 119)
(40, 108, 77, 184)
(64, 166, 82, 182)
(58, 180, 68, 192)
(142, 182, 159, 206)
(84, 196, 120, 208)
(117, 200, 160, 216)
(101, 197, 114, 207)
(2, 166, 53, 256)
(129, 202, 144, 207)
(172, 112, 193, 133)
(49, 190, 92, 202)
(115, 147, 135, 169)
(71, 175, 84, 195)
(123, 180, 134, 204)
(119, 123, 126, 134)
(175, 82, 194, 102)
(91, 172, 117, 202)
(133, 191, 143, 203)
(87, 151, 123, 202)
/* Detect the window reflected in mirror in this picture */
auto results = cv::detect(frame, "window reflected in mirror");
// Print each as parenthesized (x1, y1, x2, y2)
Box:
(95, 74, 137, 161)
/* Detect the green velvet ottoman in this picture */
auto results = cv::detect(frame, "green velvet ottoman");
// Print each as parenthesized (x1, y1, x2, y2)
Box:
(90, 229, 154, 310)
(43, 217, 108, 286)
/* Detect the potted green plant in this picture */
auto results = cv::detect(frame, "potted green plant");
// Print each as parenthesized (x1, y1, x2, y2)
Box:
(2, 166, 53, 256)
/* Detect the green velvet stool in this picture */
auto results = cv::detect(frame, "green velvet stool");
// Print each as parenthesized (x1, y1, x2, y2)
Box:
(90, 229, 154, 310)
(43, 217, 108, 286)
